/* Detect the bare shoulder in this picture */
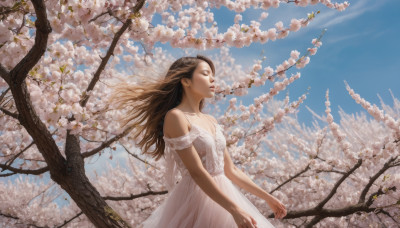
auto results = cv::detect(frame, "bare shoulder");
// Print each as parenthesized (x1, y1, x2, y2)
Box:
(205, 113, 218, 124)
(164, 108, 190, 138)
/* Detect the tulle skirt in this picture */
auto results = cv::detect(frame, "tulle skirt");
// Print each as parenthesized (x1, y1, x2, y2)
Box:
(139, 172, 275, 228)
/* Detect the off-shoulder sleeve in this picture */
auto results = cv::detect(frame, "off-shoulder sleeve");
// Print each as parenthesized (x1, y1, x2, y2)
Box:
(163, 126, 200, 151)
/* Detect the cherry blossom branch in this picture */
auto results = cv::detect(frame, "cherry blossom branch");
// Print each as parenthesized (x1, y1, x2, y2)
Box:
(81, 125, 134, 158)
(0, 1, 25, 18)
(268, 28, 326, 81)
(248, 91, 308, 137)
(280, 202, 375, 219)
(0, 172, 15, 177)
(0, 212, 19, 221)
(270, 164, 310, 194)
(0, 64, 10, 84)
(269, 156, 398, 226)
(378, 209, 400, 225)
(0, 212, 45, 228)
(56, 211, 84, 228)
(102, 190, 168, 201)
(0, 87, 10, 102)
(267, 160, 364, 220)
(315, 168, 346, 175)
(315, 159, 362, 210)
(0, 164, 49, 175)
(79, 0, 146, 108)
(325, 89, 353, 159)
(359, 156, 399, 204)
(89, 8, 115, 23)
(365, 186, 395, 207)
(0, 106, 18, 119)
(214, 29, 325, 98)
(3, 140, 35, 168)
(15, 12, 27, 35)
(345, 81, 400, 135)
(120, 143, 158, 169)
(10, 0, 52, 85)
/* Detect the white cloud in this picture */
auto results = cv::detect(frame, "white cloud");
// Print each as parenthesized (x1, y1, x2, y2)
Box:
(327, 29, 371, 44)
(314, 1, 385, 28)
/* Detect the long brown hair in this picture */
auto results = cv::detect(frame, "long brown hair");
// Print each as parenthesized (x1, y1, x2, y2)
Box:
(107, 55, 215, 161)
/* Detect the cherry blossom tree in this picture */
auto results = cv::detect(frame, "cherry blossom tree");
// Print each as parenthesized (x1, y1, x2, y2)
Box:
(2, 0, 397, 227)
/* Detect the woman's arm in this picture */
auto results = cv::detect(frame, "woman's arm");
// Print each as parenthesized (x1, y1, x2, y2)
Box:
(223, 147, 273, 202)
(223, 147, 287, 219)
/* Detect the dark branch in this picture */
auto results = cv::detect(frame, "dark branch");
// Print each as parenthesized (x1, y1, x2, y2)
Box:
(120, 143, 158, 169)
(379, 209, 400, 225)
(0, 211, 45, 228)
(0, 64, 10, 84)
(103, 190, 168, 201)
(0, 107, 18, 119)
(56, 211, 84, 228)
(305, 215, 323, 228)
(0, 172, 16, 177)
(15, 12, 27, 35)
(0, 163, 49, 175)
(0, 87, 10, 102)
(315, 159, 362, 210)
(278, 202, 375, 220)
(3, 140, 36, 168)
(359, 156, 398, 203)
(269, 157, 399, 226)
(81, 125, 134, 158)
(271, 164, 310, 194)
(89, 8, 114, 23)
(0, 2, 23, 18)
(366, 186, 396, 207)
(10, 0, 52, 85)
(0, 211, 18, 220)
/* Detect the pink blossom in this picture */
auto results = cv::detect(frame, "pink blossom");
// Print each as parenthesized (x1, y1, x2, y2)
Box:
(275, 21, 284, 31)
(310, 0, 319, 5)
(234, 14, 242, 24)
(223, 30, 236, 43)
(267, 28, 277, 41)
(307, 47, 318, 55)
(263, 66, 274, 76)
(312, 38, 322, 47)
(271, 0, 280, 8)
(290, 50, 300, 59)
(289, 18, 302, 32)
(259, 12, 269, 21)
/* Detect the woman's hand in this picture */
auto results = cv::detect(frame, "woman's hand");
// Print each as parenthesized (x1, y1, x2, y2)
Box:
(266, 195, 287, 219)
(230, 207, 258, 228)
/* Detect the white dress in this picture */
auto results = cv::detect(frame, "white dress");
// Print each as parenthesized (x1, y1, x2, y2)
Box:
(139, 112, 275, 228)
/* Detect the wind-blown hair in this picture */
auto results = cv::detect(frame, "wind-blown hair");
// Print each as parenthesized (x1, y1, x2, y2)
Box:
(107, 55, 215, 161)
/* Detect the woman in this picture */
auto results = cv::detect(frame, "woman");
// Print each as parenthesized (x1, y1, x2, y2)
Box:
(109, 55, 286, 228)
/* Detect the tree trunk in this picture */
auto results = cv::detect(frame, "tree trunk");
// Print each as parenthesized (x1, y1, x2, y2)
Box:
(2, 0, 135, 227)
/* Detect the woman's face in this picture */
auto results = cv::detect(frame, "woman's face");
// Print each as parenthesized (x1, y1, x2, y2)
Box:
(186, 60, 215, 98)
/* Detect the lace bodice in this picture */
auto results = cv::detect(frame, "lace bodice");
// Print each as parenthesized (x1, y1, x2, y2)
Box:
(163, 114, 226, 191)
